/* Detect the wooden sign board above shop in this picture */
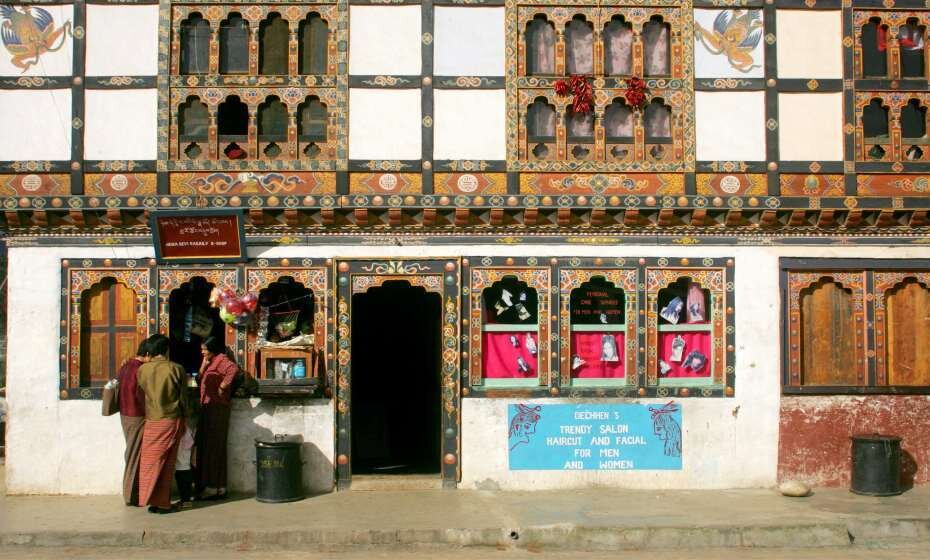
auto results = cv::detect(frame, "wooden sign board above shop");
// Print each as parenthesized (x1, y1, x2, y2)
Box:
(151, 210, 247, 264)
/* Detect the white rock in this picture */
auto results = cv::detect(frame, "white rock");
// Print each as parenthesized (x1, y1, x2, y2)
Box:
(779, 480, 811, 497)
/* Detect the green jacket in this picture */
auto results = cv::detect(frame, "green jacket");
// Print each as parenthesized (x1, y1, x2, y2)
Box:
(137, 356, 189, 421)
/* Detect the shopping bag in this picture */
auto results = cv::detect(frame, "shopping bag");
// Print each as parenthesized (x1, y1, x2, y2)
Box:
(101, 384, 120, 416)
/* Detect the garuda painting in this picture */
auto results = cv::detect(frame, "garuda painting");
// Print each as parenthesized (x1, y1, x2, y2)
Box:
(695, 10, 763, 74)
(1, 6, 71, 73)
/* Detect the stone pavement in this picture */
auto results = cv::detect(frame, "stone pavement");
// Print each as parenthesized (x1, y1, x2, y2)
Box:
(1, 472, 929, 554)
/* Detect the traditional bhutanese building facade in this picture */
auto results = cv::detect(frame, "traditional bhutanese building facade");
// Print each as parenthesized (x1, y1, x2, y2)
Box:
(1, 0, 929, 494)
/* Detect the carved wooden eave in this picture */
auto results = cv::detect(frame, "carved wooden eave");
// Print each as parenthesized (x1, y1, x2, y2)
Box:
(2, 195, 930, 238)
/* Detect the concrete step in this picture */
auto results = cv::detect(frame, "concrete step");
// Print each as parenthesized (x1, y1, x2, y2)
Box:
(349, 475, 443, 492)
(2, 518, 929, 551)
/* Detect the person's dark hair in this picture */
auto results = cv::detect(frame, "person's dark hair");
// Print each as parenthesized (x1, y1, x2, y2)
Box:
(202, 336, 225, 355)
(135, 338, 152, 358)
(148, 334, 170, 357)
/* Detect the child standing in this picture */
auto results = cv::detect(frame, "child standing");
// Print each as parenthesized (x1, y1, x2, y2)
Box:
(174, 411, 197, 509)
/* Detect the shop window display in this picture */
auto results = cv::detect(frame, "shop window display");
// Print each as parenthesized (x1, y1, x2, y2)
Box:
(255, 277, 315, 380)
(480, 277, 540, 383)
(568, 278, 626, 382)
(655, 278, 712, 381)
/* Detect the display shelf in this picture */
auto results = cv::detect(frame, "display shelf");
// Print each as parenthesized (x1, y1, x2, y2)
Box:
(571, 324, 626, 332)
(657, 323, 712, 333)
(257, 346, 322, 397)
(483, 323, 539, 332)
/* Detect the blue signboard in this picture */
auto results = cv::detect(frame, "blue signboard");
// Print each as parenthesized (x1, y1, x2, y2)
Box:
(508, 403, 682, 470)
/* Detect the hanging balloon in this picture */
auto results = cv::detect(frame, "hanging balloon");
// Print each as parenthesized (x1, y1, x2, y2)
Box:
(219, 307, 237, 325)
(225, 299, 245, 315)
(241, 292, 258, 313)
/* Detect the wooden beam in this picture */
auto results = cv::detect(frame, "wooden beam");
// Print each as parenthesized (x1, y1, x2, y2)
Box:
(817, 210, 835, 228)
(623, 208, 639, 227)
(422, 208, 436, 227)
(523, 207, 538, 226)
(844, 210, 862, 228)
(248, 208, 263, 227)
(454, 208, 470, 227)
(354, 208, 368, 226)
(388, 208, 402, 227)
(284, 209, 299, 227)
(760, 210, 778, 228)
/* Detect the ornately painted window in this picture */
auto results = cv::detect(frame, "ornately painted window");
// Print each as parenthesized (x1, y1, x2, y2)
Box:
(169, 3, 341, 167)
(854, 11, 930, 164)
(511, 4, 693, 171)
(782, 259, 930, 393)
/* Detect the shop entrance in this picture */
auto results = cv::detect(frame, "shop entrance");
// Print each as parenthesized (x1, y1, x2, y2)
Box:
(167, 276, 225, 373)
(350, 281, 442, 476)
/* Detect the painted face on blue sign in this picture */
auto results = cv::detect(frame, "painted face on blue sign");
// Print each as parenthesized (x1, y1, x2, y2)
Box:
(509, 404, 542, 450)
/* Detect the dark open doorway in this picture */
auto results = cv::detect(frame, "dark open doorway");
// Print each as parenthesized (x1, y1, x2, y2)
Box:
(351, 281, 442, 476)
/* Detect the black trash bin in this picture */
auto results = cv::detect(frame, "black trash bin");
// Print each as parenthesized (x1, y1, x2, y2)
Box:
(255, 437, 304, 503)
(850, 434, 902, 496)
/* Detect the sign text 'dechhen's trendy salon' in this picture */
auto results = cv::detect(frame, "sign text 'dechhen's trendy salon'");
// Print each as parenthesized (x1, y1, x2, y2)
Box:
(508, 403, 682, 470)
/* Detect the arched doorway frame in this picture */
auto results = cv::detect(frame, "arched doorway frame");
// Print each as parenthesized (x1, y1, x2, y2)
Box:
(334, 259, 461, 489)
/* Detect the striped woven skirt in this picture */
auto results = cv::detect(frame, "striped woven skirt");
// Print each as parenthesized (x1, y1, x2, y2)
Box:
(138, 417, 183, 509)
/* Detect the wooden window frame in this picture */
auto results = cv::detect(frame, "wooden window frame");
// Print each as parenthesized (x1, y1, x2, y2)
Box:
(556, 264, 638, 389)
(61, 258, 334, 400)
(60, 259, 156, 400)
(512, 5, 691, 170)
(244, 264, 332, 393)
(781, 258, 930, 395)
(463, 257, 735, 398)
(467, 261, 552, 390)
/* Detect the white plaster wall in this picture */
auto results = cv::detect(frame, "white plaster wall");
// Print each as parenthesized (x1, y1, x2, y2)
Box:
(0, 90, 72, 161)
(349, 88, 422, 160)
(85, 5, 159, 77)
(694, 9, 764, 79)
(776, 10, 843, 79)
(84, 89, 158, 160)
(0, 5, 73, 77)
(9, 242, 930, 494)
(778, 92, 844, 161)
(434, 8, 505, 76)
(433, 89, 506, 160)
(228, 400, 334, 494)
(349, 6, 422, 76)
(695, 91, 766, 161)
(4, 245, 334, 495)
